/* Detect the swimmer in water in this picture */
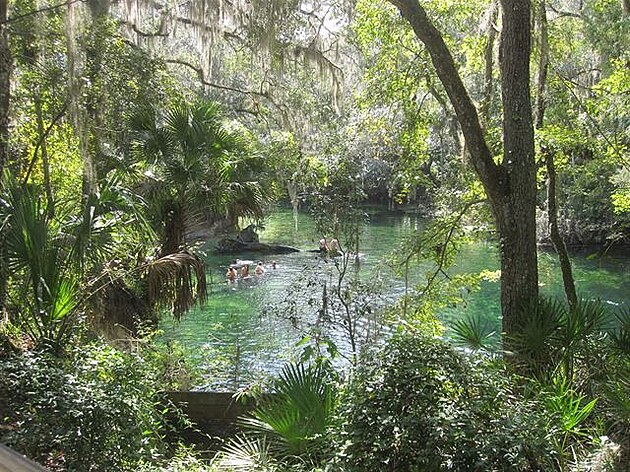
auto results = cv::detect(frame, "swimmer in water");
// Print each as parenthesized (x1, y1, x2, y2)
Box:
(226, 266, 237, 282)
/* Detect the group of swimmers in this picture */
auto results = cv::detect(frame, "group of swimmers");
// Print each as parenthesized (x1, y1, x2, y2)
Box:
(226, 259, 277, 282)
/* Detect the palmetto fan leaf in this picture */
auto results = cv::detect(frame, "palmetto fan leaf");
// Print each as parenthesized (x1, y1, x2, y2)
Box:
(451, 314, 497, 351)
(562, 298, 611, 347)
(3, 183, 51, 277)
(240, 362, 335, 457)
(215, 435, 278, 472)
(129, 106, 171, 164)
(0, 177, 82, 350)
(510, 297, 564, 375)
(224, 181, 266, 221)
(608, 306, 630, 356)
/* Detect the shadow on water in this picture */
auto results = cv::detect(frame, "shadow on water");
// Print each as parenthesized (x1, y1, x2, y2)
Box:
(159, 208, 630, 390)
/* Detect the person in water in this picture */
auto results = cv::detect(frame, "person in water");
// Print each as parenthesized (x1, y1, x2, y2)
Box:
(241, 264, 250, 278)
(319, 237, 329, 253)
(271, 260, 277, 269)
(329, 238, 340, 255)
(255, 261, 266, 275)
(226, 266, 237, 281)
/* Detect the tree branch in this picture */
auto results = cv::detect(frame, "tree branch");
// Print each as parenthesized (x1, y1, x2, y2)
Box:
(22, 102, 68, 187)
(2, 0, 86, 25)
(388, 0, 505, 206)
(547, 3, 582, 19)
(164, 59, 270, 97)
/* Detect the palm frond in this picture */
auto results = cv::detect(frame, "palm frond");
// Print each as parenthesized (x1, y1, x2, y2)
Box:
(214, 435, 278, 472)
(146, 251, 207, 320)
(510, 297, 564, 375)
(241, 362, 335, 457)
(1, 177, 81, 349)
(561, 298, 611, 348)
(608, 306, 630, 356)
(450, 314, 497, 351)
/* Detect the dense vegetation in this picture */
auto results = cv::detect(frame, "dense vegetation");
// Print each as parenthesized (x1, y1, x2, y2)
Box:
(0, 0, 629, 470)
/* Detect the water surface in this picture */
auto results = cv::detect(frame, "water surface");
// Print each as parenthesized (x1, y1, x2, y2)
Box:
(160, 208, 630, 390)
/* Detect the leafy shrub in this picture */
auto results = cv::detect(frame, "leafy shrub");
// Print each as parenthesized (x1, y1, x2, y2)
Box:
(330, 334, 558, 471)
(0, 343, 171, 471)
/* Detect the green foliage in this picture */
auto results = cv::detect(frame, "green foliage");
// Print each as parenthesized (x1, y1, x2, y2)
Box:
(239, 362, 336, 459)
(139, 446, 216, 472)
(0, 170, 156, 349)
(385, 194, 493, 331)
(213, 435, 280, 472)
(510, 297, 618, 381)
(544, 376, 598, 453)
(128, 99, 267, 251)
(0, 177, 81, 350)
(331, 334, 557, 471)
(209, 361, 336, 471)
(0, 343, 172, 471)
(583, 0, 630, 66)
(451, 313, 497, 351)
(262, 130, 325, 205)
(510, 298, 630, 465)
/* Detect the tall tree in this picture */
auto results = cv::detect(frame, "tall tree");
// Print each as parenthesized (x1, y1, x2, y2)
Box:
(388, 0, 538, 349)
(0, 0, 10, 175)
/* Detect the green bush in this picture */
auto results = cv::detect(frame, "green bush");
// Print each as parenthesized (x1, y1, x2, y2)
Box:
(330, 334, 558, 471)
(0, 343, 171, 471)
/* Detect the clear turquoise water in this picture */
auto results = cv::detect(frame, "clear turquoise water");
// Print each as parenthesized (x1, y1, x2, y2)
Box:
(160, 208, 630, 390)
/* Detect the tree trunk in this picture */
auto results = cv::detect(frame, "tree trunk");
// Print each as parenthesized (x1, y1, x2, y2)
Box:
(0, 0, 10, 320)
(82, 1, 111, 197)
(545, 151, 578, 308)
(34, 96, 55, 218)
(534, 0, 548, 129)
(498, 0, 538, 341)
(535, 0, 577, 309)
(65, 1, 96, 198)
(479, 1, 499, 128)
(0, 0, 10, 175)
(389, 0, 538, 349)
(33, 1, 54, 216)
(287, 181, 299, 231)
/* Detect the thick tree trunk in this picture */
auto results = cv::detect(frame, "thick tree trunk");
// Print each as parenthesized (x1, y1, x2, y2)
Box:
(390, 0, 538, 348)
(0, 0, 10, 175)
(498, 0, 538, 341)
